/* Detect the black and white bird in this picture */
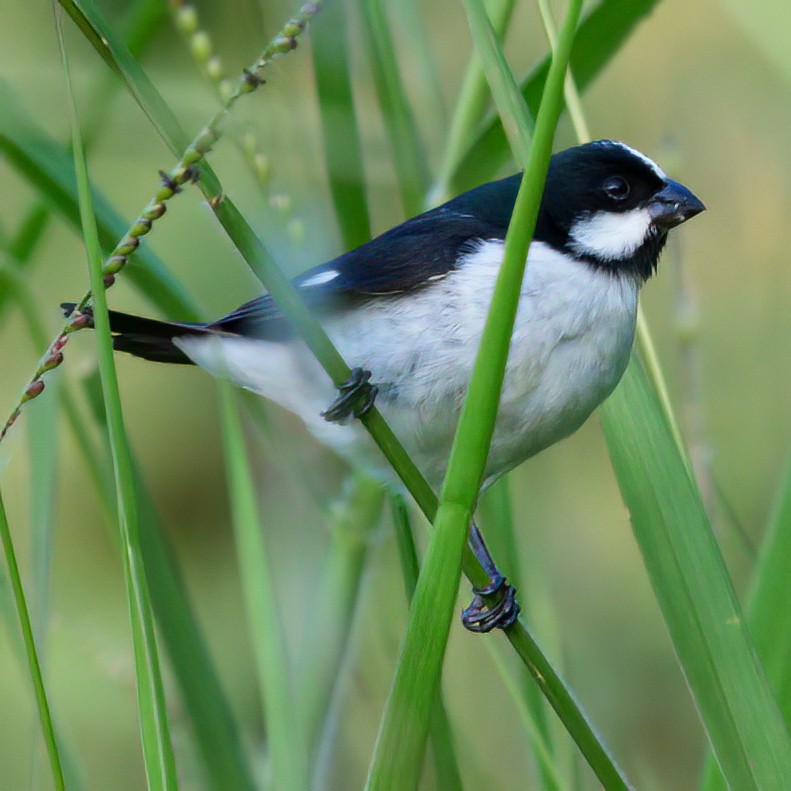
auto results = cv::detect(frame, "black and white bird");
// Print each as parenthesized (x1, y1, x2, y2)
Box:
(66, 139, 704, 631)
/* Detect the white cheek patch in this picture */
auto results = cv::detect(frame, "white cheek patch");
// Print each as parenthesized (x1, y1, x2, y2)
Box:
(300, 269, 339, 287)
(569, 208, 653, 261)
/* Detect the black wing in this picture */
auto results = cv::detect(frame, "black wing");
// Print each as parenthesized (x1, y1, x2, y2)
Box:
(212, 173, 522, 338)
(64, 173, 523, 362)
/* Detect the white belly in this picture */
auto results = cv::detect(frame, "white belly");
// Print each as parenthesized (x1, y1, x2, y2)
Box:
(178, 241, 639, 489)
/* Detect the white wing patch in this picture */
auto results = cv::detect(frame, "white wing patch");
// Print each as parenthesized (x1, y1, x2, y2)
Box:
(569, 208, 652, 261)
(300, 269, 339, 287)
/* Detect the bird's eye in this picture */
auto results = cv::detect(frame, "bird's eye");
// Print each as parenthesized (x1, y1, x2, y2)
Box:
(603, 176, 630, 201)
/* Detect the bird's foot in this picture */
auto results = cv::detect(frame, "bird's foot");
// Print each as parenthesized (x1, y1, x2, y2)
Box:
(461, 574, 520, 633)
(321, 367, 378, 423)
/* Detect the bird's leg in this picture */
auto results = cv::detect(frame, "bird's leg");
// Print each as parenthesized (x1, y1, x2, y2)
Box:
(461, 521, 520, 633)
(321, 367, 379, 423)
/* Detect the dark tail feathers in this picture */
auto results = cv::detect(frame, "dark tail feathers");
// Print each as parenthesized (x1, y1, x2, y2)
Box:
(61, 303, 210, 365)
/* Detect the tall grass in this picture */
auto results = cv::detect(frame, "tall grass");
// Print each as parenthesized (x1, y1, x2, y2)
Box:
(0, 0, 789, 788)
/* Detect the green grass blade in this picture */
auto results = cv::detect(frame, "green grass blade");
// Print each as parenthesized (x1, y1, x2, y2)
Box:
(58, 12, 177, 786)
(0, 489, 65, 791)
(297, 473, 384, 755)
(365, 3, 583, 787)
(311, 0, 372, 250)
(449, 0, 662, 193)
(479, 479, 560, 791)
(0, 0, 168, 316)
(462, 0, 533, 166)
(745, 461, 791, 728)
(699, 460, 791, 791)
(58, 0, 189, 153)
(432, 0, 517, 205)
(134, 473, 257, 791)
(600, 356, 791, 789)
(2, 254, 253, 789)
(217, 381, 308, 790)
(26, 383, 59, 642)
(393, 0, 448, 151)
(389, 494, 464, 791)
(358, 0, 430, 216)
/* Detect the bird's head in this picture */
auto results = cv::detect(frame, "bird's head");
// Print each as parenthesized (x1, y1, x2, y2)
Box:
(536, 140, 705, 280)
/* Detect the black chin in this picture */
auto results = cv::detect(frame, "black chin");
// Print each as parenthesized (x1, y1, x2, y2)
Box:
(565, 231, 668, 281)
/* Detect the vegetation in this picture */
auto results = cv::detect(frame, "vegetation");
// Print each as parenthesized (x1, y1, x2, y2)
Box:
(0, 0, 789, 788)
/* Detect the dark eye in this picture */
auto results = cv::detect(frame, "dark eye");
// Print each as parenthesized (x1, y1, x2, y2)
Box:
(603, 176, 630, 201)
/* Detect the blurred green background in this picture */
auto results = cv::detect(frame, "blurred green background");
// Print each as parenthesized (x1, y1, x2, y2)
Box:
(1, 0, 790, 788)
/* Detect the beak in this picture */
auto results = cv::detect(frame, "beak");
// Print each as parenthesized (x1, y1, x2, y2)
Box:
(647, 179, 706, 229)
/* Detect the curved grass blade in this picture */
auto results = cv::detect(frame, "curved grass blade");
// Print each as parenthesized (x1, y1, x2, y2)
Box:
(432, 0, 518, 205)
(217, 382, 309, 790)
(461, 0, 532, 165)
(296, 473, 384, 757)
(1, 151, 254, 786)
(389, 493, 464, 791)
(312, 0, 371, 250)
(479, 479, 562, 791)
(58, 0, 189, 153)
(0, 489, 65, 791)
(358, 0, 430, 217)
(699, 460, 791, 791)
(57, 10, 177, 785)
(600, 357, 791, 789)
(365, 2, 584, 787)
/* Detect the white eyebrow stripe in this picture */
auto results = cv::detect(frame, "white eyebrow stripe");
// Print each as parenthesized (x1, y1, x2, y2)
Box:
(569, 208, 653, 260)
(611, 140, 667, 180)
(300, 269, 340, 287)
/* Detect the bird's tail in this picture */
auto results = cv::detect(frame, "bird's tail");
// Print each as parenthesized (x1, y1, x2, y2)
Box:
(61, 303, 210, 365)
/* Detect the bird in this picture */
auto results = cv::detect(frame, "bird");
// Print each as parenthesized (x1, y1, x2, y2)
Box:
(64, 139, 705, 631)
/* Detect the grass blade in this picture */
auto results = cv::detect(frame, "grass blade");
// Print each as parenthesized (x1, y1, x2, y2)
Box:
(57, 10, 177, 786)
(745, 461, 791, 728)
(600, 356, 791, 789)
(700, 460, 791, 791)
(365, 2, 583, 787)
(295, 473, 384, 750)
(358, 0, 430, 216)
(59, 0, 189, 153)
(217, 382, 308, 790)
(389, 494, 464, 791)
(296, 473, 384, 755)
(432, 0, 517, 205)
(312, 0, 372, 250)
(0, 489, 65, 791)
(26, 383, 59, 641)
(478, 479, 561, 791)
(462, 0, 533, 165)
(134, 474, 257, 791)
(3, 254, 255, 790)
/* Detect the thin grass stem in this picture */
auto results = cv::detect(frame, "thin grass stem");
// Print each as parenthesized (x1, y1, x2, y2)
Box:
(57, 8, 177, 785)
(217, 382, 309, 790)
(0, 490, 65, 791)
(389, 493, 464, 791)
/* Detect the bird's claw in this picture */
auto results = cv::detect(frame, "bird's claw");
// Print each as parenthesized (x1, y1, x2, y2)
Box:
(461, 574, 520, 633)
(321, 367, 378, 423)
